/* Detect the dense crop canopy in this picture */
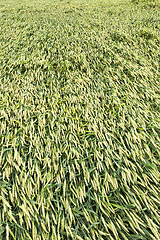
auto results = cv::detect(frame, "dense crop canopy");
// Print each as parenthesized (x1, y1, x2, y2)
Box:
(0, 0, 160, 239)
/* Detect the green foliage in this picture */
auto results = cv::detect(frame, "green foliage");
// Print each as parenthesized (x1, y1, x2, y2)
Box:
(0, 0, 160, 239)
(131, 0, 160, 8)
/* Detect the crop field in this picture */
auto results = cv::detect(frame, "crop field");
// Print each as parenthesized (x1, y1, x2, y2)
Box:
(0, 0, 160, 239)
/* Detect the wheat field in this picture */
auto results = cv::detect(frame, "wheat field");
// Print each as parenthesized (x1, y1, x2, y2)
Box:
(0, 0, 160, 239)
